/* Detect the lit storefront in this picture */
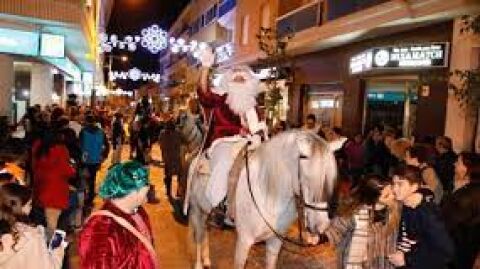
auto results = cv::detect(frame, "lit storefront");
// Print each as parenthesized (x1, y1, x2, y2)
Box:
(0, 27, 85, 123)
(289, 21, 453, 138)
(350, 42, 450, 137)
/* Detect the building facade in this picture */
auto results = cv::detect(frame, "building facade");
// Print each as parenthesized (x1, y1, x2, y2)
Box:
(162, 0, 480, 151)
(0, 0, 99, 123)
(160, 0, 235, 103)
(270, 0, 479, 151)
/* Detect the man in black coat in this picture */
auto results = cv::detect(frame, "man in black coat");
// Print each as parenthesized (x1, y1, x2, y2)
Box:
(442, 152, 480, 269)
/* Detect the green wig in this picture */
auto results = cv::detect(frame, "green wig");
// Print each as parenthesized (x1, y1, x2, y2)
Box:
(99, 161, 150, 199)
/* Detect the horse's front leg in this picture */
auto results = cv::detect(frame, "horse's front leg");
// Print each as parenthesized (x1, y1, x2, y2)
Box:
(265, 237, 283, 269)
(190, 203, 208, 269)
(234, 237, 253, 269)
(201, 232, 211, 268)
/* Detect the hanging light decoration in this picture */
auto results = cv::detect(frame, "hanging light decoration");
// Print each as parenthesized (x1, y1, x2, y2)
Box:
(109, 68, 164, 83)
(169, 37, 208, 60)
(99, 24, 168, 54)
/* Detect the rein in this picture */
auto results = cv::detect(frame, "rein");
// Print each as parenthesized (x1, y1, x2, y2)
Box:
(244, 144, 329, 249)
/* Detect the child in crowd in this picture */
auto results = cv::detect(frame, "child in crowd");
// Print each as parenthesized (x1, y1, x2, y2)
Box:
(389, 165, 453, 269)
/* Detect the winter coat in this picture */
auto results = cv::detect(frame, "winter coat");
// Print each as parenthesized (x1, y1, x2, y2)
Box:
(442, 182, 480, 269)
(78, 201, 155, 269)
(112, 119, 125, 149)
(365, 139, 390, 176)
(80, 125, 109, 164)
(325, 203, 400, 269)
(434, 150, 457, 194)
(0, 223, 64, 269)
(32, 140, 75, 209)
(397, 196, 454, 269)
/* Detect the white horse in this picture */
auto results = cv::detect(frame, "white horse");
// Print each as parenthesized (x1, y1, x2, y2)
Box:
(186, 130, 337, 269)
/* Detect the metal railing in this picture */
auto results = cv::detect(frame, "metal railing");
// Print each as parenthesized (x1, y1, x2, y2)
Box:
(276, 0, 390, 37)
(276, 0, 326, 37)
(326, 0, 390, 20)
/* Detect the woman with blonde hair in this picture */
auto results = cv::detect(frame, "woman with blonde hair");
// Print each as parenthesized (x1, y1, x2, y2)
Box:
(0, 183, 65, 269)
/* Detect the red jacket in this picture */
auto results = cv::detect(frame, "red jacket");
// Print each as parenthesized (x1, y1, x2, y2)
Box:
(197, 86, 242, 148)
(32, 140, 75, 209)
(78, 202, 156, 269)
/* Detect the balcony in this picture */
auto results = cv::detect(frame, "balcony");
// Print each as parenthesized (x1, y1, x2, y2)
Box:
(277, 1, 324, 37)
(219, 0, 236, 18)
(191, 21, 229, 46)
(326, 0, 389, 20)
(280, 0, 480, 56)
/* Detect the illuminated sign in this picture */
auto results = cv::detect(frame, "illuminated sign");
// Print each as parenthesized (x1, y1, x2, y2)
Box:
(350, 43, 449, 74)
(0, 28, 39, 56)
(42, 57, 82, 81)
(40, 33, 65, 58)
(350, 51, 373, 74)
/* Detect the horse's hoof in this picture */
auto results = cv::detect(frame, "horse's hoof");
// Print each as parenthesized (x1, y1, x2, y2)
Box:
(203, 259, 211, 268)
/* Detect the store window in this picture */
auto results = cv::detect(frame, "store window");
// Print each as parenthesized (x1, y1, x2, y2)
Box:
(364, 79, 418, 137)
(13, 62, 32, 124)
(305, 84, 343, 128)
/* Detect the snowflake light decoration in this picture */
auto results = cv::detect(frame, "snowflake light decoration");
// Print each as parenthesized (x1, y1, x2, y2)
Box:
(140, 24, 168, 54)
(109, 68, 164, 83)
(98, 24, 168, 54)
(128, 68, 142, 81)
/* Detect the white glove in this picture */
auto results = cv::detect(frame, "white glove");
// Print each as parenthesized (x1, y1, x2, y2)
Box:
(199, 46, 215, 68)
(247, 134, 262, 150)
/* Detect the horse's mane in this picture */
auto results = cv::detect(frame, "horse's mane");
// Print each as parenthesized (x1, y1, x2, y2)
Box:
(252, 130, 337, 207)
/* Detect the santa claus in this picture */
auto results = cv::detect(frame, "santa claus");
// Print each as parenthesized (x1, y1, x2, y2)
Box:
(196, 46, 267, 213)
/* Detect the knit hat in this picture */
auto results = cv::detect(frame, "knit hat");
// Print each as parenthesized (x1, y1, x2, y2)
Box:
(99, 161, 149, 199)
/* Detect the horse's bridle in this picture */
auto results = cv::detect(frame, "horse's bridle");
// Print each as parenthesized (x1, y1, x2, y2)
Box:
(297, 154, 330, 213)
(244, 144, 330, 248)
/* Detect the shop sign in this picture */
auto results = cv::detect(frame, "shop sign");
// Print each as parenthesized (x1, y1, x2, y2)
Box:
(40, 33, 65, 58)
(43, 56, 82, 81)
(350, 43, 449, 74)
(0, 28, 39, 56)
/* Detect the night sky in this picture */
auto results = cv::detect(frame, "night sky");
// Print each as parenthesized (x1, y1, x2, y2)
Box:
(106, 0, 190, 90)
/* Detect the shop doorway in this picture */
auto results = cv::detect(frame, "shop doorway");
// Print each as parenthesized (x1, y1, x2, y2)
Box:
(364, 77, 418, 137)
(305, 83, 343, 128)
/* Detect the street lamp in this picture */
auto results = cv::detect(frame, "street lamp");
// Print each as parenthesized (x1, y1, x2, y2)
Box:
(107, 54, 129, 89)
(92, 54, 129, 107)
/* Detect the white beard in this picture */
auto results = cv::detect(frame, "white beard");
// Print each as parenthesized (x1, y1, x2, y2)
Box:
(225, 82, 258, 115)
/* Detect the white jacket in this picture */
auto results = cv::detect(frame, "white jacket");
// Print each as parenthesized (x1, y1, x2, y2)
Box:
(0, 223, 64, 269)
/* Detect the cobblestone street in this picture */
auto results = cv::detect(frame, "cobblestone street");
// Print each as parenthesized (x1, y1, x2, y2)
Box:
(70, 145, 336, 269)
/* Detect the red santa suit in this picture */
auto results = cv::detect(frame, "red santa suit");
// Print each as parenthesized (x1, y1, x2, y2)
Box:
(196, 81, 266, 207)
(197, 85, 244, 149)
(78, 201, 156, 269)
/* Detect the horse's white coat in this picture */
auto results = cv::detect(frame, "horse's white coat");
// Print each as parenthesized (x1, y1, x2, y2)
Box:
(187, 130, 337, 269)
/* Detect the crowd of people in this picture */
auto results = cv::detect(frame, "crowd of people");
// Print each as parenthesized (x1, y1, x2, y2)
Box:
(0, 99, 169, 268)
(290, 113, 480, 269)
(0, 99, 478, 269)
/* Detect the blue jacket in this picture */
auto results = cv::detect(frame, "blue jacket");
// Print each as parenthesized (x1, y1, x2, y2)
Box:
(80, 126, 109, 164)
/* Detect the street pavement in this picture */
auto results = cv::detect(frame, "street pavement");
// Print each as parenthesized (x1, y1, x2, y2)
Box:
(70, 145, 336, 269)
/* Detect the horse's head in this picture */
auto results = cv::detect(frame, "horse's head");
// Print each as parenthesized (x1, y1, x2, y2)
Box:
(295, 131, 337, 234)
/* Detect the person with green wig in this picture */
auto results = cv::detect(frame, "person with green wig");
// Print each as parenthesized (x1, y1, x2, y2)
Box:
(78, 161, 158, 269)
